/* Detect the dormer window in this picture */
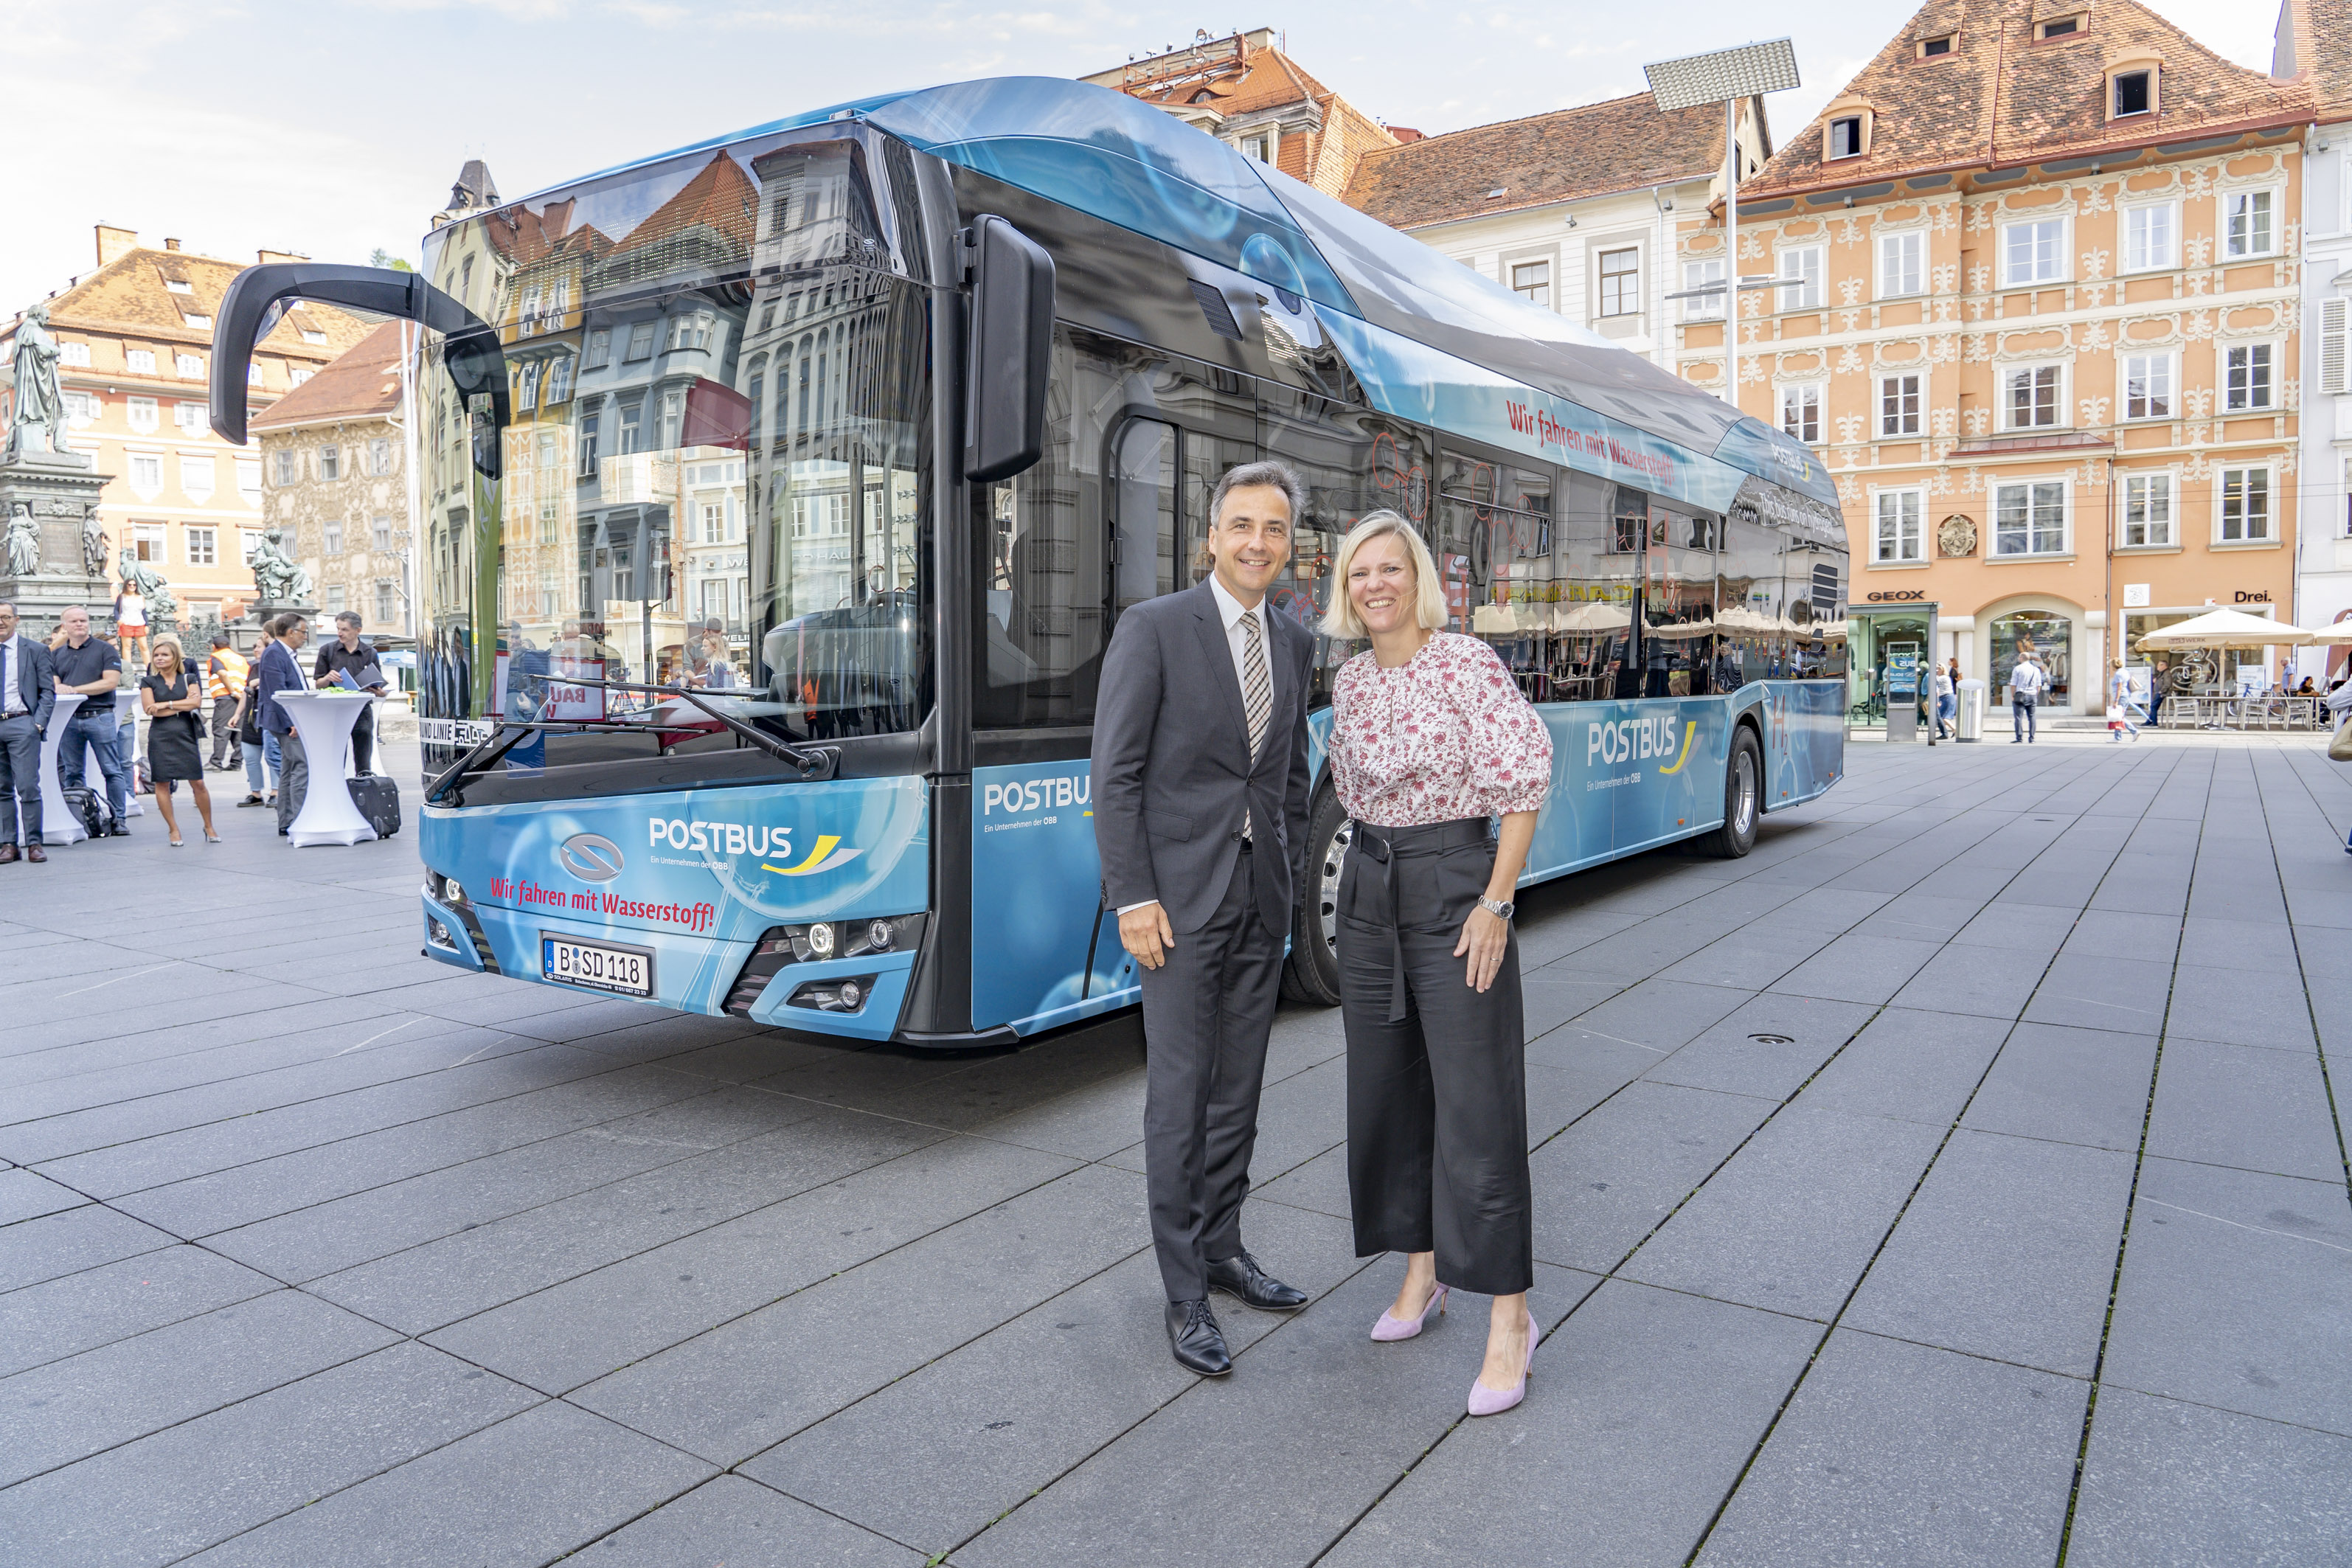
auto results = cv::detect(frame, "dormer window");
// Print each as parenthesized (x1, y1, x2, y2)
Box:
(2040, 15, 2081, 38)
(2113, 69, 2151, 115)
(1829, 117, 1866, 159)
(1190, 90, 1214, 104)
(1919, 34, 1954, 56)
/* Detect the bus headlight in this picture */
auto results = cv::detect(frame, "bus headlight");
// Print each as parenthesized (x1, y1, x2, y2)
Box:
(867, 919, 893, 953)
(807, 921, 836, 958)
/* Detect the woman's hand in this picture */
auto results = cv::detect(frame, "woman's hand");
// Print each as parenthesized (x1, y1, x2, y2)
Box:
(1454, 904, 1509, 992)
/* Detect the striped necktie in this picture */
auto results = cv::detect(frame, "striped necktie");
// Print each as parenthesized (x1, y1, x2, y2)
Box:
(1241, 609, 1270, 840)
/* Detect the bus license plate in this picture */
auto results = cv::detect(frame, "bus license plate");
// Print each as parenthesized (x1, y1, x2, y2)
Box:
(541, 935, 653, 997)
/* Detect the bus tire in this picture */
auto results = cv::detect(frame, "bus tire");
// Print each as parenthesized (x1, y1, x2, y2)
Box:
(1281, 786, 1349, 1006)
(1707, 724, 1763, 858)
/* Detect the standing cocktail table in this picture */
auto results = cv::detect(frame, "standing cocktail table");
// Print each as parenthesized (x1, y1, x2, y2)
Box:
(274, 691, 378, 847)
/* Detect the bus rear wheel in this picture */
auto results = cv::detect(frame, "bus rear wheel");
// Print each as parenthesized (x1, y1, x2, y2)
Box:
(1707, 725, 1762, 858)
(1281, 787, 1349, 1006)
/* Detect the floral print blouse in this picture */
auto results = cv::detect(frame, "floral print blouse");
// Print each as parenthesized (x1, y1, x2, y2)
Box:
(1329, 634, 1554, 828)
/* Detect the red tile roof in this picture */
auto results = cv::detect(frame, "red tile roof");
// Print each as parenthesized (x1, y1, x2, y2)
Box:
(2275, 0, 2352, 121)
(1344, 92, 1740, 229)
(250, 321, 407, 430)
(1745, 0, 2309, 200)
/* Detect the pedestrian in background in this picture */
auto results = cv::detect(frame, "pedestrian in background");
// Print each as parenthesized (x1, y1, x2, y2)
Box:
(2147, 658, 2170, 729)
(51, 605, 131, 833)
(139, 636, 218, 845)
(312, 611, 384, 774)
(0, 602, 55, 864)
(1930, 659, 1955, 742)
(204, 633, 246, 771)
(2107, 657, 2143, 744)
(257, 614, 311, 836)
(230, 623, 275, 807)
(2009, 651, 2047, 744)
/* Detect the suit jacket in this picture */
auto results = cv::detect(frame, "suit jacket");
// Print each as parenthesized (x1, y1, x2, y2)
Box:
(3, 634, 54, 732)
(1092, 579, 1314, 936)
(257, 641, 306, 736)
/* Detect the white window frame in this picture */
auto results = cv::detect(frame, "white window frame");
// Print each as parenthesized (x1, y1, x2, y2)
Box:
(185, 526, 218, 567)
(1879, 372, 1923, 436)
(128, 451, 164, 493)
(1777, 382, 1824, 445)
(1681, 258, 1724, 322)
(235, 459, 261, 504)
(2001, 361, 2067, 430)
(2322, 297, 2349, 396)
(1876, 231, 1924, 299)
(178, 454, 215, 502)
(126, 396, 159, 434)
(125, 349, 156, 375)
(131, 522, 168, 565)
(323, 518, 344, 557)
(173, 401, 206, 433)
(1777, 245, 1824, 311)
(2122, 202, 2177, 273)
(271, 449, 298, 486)
(1991, 478, 2069, 557)
(2223, 341, 2277, 412)
(2216, 465, 2275, 542)
(2223, 189, 2278, 259)
(60, 341, 90, 367)
(1872, 487, 1925, 563)
(2000, 218, 2067, 287)
(174, 353, 203, 380)
(2123, 352, 2174, 420)
(2121, 471, 2174, 547)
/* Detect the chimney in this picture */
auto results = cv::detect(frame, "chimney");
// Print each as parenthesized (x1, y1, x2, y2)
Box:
(257, 249, 308, 266)
(163, 237, 182, 252)
(95, 224, 137, 266)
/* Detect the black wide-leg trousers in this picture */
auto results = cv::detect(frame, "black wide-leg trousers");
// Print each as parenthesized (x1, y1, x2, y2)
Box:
(1137, 845, 1284, 1303)
(1337, 819, 1533, 1297)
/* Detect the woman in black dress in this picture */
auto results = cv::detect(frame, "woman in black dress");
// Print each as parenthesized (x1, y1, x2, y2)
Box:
(140, 637, 218, 845)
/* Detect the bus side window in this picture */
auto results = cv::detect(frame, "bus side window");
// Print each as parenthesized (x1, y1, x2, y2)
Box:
(1113, 418, 1176, 613)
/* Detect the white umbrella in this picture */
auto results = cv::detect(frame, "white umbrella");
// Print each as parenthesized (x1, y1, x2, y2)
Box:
(1551, 601, 1631, 634)
(1643, 616, 1716, 640)
(1713, 606, 1780, 636)
(2134, 607, 2320, 649)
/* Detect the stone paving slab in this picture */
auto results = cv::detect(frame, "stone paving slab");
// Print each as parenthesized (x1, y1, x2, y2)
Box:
(3, 736, 2350, 1565)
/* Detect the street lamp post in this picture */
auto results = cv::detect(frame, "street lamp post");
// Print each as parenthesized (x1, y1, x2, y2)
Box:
(1646, 39, 1803, 413)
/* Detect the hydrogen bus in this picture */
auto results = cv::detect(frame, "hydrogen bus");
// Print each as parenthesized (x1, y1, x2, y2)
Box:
(209, 76, 1848, 1048)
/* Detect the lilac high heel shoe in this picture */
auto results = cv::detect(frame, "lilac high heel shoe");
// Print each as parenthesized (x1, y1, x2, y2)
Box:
(1465, 1307, 1539, 1416)
(1370, 1281, 1449, 1342)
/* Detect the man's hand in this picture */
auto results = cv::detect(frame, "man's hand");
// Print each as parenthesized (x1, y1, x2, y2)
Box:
(1119, 902, 1176, 971)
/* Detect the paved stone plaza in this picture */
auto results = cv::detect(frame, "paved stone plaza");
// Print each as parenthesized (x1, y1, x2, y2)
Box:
(2, 733, 2348, 1567)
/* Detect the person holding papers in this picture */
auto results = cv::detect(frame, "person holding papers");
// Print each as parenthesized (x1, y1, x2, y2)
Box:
(313, 611, 386, 774)
(257, 614, 312, 837)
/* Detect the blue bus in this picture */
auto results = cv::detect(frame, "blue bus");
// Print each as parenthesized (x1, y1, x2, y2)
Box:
(209, 77, 1848, 1047)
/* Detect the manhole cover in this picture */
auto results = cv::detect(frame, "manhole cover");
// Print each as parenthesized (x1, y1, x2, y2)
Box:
(1749, 1033, 1796, 1046)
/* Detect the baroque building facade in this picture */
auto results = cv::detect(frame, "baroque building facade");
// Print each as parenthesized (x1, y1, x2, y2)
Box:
(0, 226, 368, 631)
(1673, 0, 2312, 717)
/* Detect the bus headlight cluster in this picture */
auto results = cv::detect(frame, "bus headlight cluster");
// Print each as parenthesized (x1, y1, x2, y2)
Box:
(808, 921, 836, 958)
(723, 915, 927, 1018)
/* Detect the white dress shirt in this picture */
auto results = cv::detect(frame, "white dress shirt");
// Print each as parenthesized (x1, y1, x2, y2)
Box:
(1119, 575, 1272, 917)
(2, 636, 21, 718)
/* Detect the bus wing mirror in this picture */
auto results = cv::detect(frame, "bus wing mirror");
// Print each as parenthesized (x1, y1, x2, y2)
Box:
(962, 216, 1055, 483)
(209, 262, 507, 479)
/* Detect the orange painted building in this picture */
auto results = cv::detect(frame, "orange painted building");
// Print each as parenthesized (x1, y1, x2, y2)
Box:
(1673, 0, 2311, 716)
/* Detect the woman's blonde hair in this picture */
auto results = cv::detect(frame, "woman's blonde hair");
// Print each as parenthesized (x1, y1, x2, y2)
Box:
(1320, 511, 1449, 640)
(150, 634, 184, 669)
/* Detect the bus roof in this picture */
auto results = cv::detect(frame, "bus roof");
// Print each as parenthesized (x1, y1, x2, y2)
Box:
(524, 76, 1838, 518)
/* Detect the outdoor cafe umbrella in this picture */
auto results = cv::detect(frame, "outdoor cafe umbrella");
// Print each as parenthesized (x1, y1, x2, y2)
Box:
(2131, 608, 2320, 651)
(1550, 600, 1631, 634)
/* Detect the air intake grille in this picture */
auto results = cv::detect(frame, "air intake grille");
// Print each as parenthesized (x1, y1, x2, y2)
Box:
(1189, 280, 1243, 341)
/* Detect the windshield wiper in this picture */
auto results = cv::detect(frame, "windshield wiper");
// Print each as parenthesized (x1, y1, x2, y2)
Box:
(513, 673, 833, 778)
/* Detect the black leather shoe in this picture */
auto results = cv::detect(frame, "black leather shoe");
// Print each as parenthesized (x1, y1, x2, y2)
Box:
(1207, 1251, 1308, 1311)
(1165, 1298, 1232, 1376)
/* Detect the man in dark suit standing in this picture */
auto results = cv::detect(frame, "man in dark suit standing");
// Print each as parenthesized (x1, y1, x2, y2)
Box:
(257, 614, 313, 836)
(0, 603, 55, 862)
(1092, 460, 1316, 1376)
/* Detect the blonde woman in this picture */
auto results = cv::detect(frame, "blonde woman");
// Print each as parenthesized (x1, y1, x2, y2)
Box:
(1323, 510, 1553, 1415)
(139, 636, 218, 844)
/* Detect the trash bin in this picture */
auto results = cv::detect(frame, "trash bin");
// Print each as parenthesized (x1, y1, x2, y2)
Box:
(1956, 678, 1986, 743)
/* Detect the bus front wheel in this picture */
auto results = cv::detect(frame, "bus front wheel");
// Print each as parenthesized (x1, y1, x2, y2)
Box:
(1707, 725, 1762, 858)
(1282, 787, 1349, 1006)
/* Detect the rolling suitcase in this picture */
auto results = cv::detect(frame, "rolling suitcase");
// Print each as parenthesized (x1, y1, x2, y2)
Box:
(347, 774, 402, 839)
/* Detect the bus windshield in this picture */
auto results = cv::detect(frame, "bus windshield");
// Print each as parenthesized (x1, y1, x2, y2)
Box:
(414, 130, 934, 777)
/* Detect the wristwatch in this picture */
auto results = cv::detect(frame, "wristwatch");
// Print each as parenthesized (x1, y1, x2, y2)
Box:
(1477, 896, 1515, 920)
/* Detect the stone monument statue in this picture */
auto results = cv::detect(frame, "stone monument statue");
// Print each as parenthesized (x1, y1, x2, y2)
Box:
(81, 504, 105, 577)
(8, 302, 67, 462)
(119, 545, 178, 627)
(5, 502, 38, 577)
(249, 524, 311, 603)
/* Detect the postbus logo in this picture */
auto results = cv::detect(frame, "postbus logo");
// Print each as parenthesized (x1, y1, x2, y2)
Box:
(558, 833, 625, 881)
(645, 815, 862, 876)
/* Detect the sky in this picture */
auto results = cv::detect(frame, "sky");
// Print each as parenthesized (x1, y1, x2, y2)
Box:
(1, 0, 2295, 313)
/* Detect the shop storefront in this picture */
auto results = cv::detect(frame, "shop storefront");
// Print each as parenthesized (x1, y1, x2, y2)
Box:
(1847, 602, 1938, 735)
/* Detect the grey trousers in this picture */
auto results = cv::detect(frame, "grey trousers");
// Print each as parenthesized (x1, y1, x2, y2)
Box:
(2013, 695, 2038, 740)
(274, 732, 308, 835)
(1137, 845, 1284, 1302)
(209, 696, 238, 767)
(1337, 819, 1533, 1297)
(0, 713, 40, 844)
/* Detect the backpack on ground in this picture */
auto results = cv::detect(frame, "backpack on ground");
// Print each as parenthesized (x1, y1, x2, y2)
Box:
(58, 787, 106, 839)
(347, 774, 401, 839)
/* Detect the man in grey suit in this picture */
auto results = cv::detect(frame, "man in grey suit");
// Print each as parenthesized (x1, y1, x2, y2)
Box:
(1093, 460, 1317, 1376)
(0, 603, 56, 861)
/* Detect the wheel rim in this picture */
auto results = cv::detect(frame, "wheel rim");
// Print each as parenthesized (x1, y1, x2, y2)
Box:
(1317, 819, 1351, 960)
(1735, 749, 1758, 836)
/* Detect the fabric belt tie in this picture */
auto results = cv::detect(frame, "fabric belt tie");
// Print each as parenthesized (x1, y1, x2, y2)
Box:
(1350, 818, 1494, 1024)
